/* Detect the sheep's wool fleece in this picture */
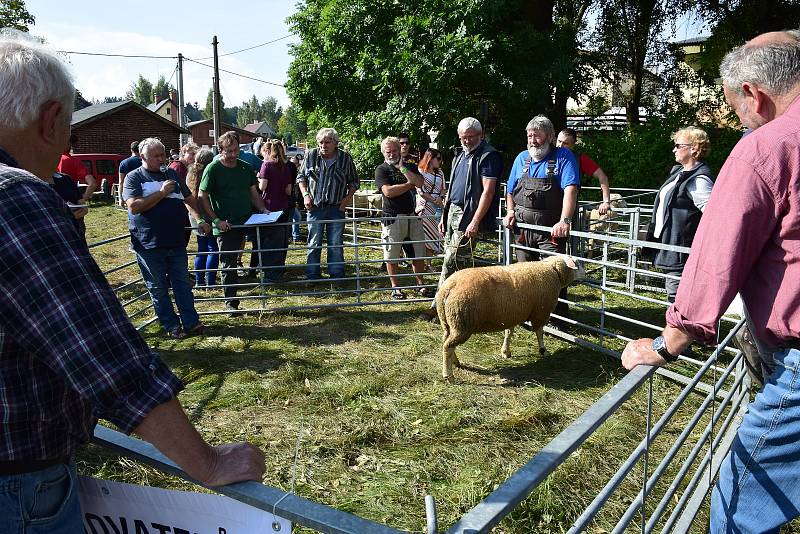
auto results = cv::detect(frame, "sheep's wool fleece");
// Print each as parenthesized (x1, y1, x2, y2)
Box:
(437, 256, 576, 334)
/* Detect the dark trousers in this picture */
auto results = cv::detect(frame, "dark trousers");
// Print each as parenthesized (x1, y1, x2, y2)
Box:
(249, 212, 290, 282)
(217, 228, 246, 307)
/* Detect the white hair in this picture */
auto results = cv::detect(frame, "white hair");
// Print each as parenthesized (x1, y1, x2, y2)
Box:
(138, 137, 165, 158)
(0, 29, 75, 130)
(721, 30, 800, 96)
(525, 115, 555, 138)
(380, 136, 400, 151)
(457, 117, 483, 134)
(316, 127, 340, 144)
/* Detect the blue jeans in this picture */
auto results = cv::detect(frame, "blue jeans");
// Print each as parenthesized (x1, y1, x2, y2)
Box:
(306, 205, 345, 279)
(710, 347, 800, 533)
(194, 234, 219, 286)
(135, 246, 200, 332)
(0, 463, 83, 534)
(292, 208, 302, 241)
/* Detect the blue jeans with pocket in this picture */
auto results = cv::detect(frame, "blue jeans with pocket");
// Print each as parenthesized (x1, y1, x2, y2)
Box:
(0, 462, 83, 534)
(710, 347, 800, 532)
(135, 246, 199, 332)
(306, 205, 345, 279)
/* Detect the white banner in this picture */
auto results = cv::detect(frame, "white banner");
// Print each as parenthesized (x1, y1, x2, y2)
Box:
(79, 476, 292, 534)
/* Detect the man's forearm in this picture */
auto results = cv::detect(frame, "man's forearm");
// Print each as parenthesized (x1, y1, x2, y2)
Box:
(127, 191, 166, 214)
(199, 192, 219, 221)
(663, 324, 694, 357)
(595, 169, 611, 202)
(560, 186, 578, 220)
(133, 397, 216, 484)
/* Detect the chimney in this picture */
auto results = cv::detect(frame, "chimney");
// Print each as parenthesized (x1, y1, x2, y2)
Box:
(152, 91, 158, 104)
(168, 89, 175, 102)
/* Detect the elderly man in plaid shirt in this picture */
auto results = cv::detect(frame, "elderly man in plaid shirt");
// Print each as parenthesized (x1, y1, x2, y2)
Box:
(0, 31, 265, 533)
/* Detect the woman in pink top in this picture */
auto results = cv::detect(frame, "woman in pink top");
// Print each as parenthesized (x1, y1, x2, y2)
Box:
(251, 141, 293, 283)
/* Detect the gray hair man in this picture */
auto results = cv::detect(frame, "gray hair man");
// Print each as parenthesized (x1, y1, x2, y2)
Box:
(122, 137, 210, 339)
(436, 117, 503, 289)
(374, 136, 429, 299)
(622, 30, 800, 533)
(296, 127, 360, 280)
(0, 30, 265, 531)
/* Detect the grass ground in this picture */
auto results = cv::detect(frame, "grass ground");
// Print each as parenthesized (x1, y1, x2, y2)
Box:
(77, 200, 745, 533)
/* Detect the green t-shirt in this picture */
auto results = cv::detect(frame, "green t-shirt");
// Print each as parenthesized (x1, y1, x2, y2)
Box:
(199, 159, 257, 234)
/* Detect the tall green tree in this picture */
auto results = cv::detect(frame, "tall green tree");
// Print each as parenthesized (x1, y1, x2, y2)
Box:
(0, 0, 35, 31)
(152, 75, 176, 102)
(591, 0, 689, 124)
(277, 104, 308, 143)
(126, 75, 154, 106)
(237, 95, 261, 127)
(286, 0, 572, 172)
(203, 88, 225, 120)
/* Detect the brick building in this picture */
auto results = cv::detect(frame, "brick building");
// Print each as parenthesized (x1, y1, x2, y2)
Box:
(187, 119, 256, 148)
(70, 100, 189, 156)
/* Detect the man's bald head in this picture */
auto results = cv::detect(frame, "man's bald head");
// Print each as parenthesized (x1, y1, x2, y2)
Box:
(721, 30, 800, 97)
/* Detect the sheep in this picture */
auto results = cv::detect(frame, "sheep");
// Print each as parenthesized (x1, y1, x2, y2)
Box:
(435, 255, 585, 381)
(585, 194, 627, 258)
(352, 189, 383, 217)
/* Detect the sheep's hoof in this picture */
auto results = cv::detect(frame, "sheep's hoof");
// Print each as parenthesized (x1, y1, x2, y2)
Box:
(501, 351, 511, 359)
(442, 374, 455, 383)
(453, 358, 461, 368)
(539, 348, 547, 356)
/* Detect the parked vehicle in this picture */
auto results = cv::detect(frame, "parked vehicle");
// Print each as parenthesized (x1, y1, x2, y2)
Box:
(74, 153, 126, 197)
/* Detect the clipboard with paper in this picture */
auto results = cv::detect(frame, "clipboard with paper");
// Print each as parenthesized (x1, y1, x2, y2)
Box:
(245, 211, 282, 225)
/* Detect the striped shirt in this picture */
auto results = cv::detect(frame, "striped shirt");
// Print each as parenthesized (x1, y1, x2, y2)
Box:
(297, 148, 360, 206)
(0, 151, 182, 461)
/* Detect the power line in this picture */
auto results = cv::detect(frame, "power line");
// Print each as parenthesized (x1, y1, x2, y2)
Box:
(196, 34, 294, 60)
(58, 50, 177, 59)
(183, 56, 285, 88)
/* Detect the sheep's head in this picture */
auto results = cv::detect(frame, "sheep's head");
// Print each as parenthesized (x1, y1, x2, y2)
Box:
(559, 256, 586, 285)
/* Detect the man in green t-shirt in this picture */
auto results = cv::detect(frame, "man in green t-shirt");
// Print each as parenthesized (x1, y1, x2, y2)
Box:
(199, 131, 267, 314)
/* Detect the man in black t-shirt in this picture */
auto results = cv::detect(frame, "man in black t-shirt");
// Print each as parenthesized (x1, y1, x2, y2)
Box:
(374, 136, 431, 299)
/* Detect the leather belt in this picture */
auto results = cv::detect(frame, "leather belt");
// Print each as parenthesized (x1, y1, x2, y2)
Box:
(0, 456, 69, 475)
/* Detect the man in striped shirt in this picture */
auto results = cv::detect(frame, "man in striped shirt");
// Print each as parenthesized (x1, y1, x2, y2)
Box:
(297, 127, 360, 280)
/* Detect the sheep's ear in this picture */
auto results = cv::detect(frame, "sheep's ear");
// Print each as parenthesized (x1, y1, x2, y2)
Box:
(564, 256, 577, 270)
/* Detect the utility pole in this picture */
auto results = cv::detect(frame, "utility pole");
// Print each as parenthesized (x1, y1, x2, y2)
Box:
(212, 36, 222, 149)
(177, 53, 187, 146)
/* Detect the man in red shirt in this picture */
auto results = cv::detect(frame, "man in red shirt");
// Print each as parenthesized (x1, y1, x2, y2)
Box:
(556, 128, 612, 214)
(57, 133, 96, 203)
(622, 30, 800, 532)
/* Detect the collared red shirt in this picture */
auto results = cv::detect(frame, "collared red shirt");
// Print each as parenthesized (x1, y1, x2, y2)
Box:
(57, 152, 88, 184)
(0, 150, 182, 461)
(666, 95, 800, 347)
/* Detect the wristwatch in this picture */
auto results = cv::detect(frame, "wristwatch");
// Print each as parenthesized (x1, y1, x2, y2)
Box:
(651, 336, 678, 363)
(561, 217, 572, 225)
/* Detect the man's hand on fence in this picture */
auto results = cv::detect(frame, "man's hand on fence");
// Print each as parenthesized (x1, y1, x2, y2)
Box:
(502, 211, 515, 228)
(621, 338, 665, 369)
(202, 442, 267, 487)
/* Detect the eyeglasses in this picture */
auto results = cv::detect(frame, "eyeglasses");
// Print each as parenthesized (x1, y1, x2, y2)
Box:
(673, 143, 692, 149)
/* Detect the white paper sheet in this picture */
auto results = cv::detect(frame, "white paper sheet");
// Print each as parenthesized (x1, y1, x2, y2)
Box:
(245, 212, 282, 225)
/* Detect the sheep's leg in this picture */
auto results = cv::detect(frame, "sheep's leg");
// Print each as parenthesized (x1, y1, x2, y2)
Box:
(536, 327, 546, 355)
(501, 327, 514, 358)
(442, 331, 468, 381)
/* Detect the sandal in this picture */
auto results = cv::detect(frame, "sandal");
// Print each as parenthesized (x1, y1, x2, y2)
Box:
(391, 289, 406, 300)
(418, 287, 435, 298)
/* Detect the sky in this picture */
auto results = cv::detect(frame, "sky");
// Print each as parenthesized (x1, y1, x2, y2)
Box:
(27, 0, 300, 109)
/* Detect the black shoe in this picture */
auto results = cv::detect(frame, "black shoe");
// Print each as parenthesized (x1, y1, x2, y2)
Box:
(225, 302, 243, 317)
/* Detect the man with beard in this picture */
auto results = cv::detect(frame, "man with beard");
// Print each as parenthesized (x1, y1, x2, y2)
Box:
(503, 115, 579, 319)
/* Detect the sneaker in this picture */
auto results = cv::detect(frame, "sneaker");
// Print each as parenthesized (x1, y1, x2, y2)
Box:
(168, 327, 187, 339)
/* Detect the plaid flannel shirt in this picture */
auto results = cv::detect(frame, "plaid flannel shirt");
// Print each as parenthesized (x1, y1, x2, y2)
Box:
(0, 149, 182, 461)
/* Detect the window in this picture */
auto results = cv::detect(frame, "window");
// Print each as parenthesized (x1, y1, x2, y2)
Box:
(81, 160, 93, 175)
(95, 160, 117, 175)
(166, 108, 171, 115)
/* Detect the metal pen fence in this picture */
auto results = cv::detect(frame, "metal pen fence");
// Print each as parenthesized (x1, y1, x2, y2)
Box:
(84, 194, 751, 533)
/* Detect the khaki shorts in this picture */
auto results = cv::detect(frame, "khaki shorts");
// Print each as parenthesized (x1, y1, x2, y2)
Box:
(381, 215, 427, 260)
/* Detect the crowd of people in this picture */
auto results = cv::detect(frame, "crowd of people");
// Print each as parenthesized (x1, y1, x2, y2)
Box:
(2, 24, 800, 533)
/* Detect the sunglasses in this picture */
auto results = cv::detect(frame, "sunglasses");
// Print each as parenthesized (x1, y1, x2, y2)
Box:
(399, 141, 409, 145)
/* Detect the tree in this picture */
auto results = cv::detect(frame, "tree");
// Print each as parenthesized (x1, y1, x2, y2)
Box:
(237, 95, 261, 127)
(203, 88, 225, 120)
(184, 102, 203, 122)
(0, 0, 35, 32)
(287, 0, 573, 173)
(126, 75, 154, 106)
(74, 90, 91, 111)
(277, 104, 308, 143)
(590, 0, 689, 125)
(152, 75, 176, 103)
(260, 96, 282, 130)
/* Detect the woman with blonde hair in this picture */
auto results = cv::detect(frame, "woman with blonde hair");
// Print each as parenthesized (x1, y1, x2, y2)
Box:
(646, 126, 715, 302)
(186, 148, 218, 287)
